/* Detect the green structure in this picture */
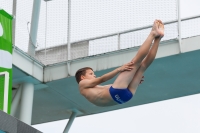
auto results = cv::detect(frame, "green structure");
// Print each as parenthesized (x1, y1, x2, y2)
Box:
(0, 9, 13, 114)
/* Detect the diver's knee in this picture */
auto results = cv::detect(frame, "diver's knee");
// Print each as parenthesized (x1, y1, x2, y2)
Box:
(140, 63, 148, 70)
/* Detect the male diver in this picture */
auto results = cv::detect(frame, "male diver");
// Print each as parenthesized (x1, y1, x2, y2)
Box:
(75, 20, 164, 106)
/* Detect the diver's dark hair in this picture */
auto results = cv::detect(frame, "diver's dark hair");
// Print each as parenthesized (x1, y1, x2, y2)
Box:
(75, 67, 93, 83)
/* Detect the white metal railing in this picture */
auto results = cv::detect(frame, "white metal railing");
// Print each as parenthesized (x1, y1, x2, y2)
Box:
(33, 15, 200, 65)
(71, 15, 200, 44)
(3, 0, 199, 65)
(34, 14, 200, 51)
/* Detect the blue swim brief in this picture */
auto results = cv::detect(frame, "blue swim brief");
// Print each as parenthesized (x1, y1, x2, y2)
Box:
(109, 86, 133, 104)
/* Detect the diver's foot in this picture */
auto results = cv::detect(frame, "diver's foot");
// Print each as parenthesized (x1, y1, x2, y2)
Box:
(151, 19, 164, 38)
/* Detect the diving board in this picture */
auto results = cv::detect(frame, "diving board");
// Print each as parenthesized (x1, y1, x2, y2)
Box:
(12, 35, 200, 125)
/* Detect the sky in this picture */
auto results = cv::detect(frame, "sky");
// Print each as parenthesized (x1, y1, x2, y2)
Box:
(32, 0, 200, 133)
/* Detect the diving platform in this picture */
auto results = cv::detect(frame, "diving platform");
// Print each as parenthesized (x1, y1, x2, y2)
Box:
(12, 35, 200, 125)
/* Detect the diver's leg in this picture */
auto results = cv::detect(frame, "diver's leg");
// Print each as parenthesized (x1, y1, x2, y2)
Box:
(127, 21, 164, 94)
(112, 20, 163, 89)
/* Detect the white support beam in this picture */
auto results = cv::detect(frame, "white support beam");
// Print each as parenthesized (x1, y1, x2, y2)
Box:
(13, 47, 44, 82)
(28, 0, 41, 56)
(19, 83, 34, 125)
(11, 85, 22, 116)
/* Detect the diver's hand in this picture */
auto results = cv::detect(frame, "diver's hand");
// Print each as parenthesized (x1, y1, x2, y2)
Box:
(118, 62, 134, 72)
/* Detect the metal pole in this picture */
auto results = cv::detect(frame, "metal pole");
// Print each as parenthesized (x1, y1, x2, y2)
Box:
(67, 62, 71, 76)
(63, 111, 77, 133)
(43, 0, 52, 65)
(11, 85, 22, 116)
(177, 0, 182, 53)
(28, 0, 41, 57)
(19, 83, 34, 125)
(12, 0, 17, 47)
(45, 2, 48, 65)
(118, 33, 120, 50)
(67, 0, 71, 60)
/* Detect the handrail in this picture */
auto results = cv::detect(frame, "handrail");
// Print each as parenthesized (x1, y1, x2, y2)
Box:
(36, 15, 200, 51)
(71, 15, 200, 43)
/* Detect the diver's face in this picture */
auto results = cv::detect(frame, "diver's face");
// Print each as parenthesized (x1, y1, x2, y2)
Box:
(82, 69, 96, 80)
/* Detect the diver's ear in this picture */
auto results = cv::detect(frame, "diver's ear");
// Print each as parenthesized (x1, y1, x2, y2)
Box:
(80, 75, 85, 80)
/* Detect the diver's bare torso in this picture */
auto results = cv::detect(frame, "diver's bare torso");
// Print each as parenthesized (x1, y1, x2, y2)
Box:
(79, 83, 118, 106)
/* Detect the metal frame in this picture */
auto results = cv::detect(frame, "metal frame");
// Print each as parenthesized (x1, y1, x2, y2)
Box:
(0, 72, 9, 113)
(39, 15, 200, 68)
(11, 0, 200, 64)
(37, 15, 200, 52)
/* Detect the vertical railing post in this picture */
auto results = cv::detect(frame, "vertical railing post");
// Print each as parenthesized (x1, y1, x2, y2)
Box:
(67, 0, 71, 60)
(12, 0, 17, 47)
(118, 33, 120, 50)
(177, 0, 182, 53)
(45, 2, 47, 65)
(44, 0, 52, 65)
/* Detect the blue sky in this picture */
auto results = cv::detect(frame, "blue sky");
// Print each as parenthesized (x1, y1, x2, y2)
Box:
(32, 0, 200, 133)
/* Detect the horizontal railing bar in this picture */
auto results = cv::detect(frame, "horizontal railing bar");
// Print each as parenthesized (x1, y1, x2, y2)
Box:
(37, 15, 200, 51)
(71, 15, 200, 43)
(45, 39, 178, 67)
